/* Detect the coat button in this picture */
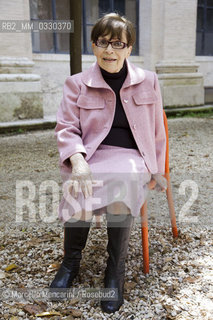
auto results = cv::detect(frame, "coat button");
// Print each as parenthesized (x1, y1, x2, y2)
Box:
(123, 99, 128, 103)
(133, 124, 136, 129)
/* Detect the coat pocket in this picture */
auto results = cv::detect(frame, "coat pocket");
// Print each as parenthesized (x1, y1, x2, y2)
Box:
(133, 91, 158, 105)
(77, 95, 105, 109)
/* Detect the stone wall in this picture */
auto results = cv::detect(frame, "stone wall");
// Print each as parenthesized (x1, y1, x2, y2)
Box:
(141, 0, 205, 107)
(0, 0, 43, 122)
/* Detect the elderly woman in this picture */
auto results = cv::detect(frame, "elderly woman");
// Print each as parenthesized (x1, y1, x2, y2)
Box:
(50, 13, 167, 313)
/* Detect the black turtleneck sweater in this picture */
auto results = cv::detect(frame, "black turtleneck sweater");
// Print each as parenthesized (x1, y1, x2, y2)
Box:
(100, 62, 138, 149)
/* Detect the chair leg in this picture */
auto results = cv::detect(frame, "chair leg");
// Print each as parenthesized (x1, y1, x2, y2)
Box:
(141, 172, 178, 274)
(165, 174, 178, 238)
(141, 200, 149, 274)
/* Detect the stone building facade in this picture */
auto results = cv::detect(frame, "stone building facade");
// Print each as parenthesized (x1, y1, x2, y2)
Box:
(0, 0, 212, 121)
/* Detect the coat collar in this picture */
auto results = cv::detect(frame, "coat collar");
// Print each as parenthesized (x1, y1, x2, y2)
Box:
(82, 59, 145, 89)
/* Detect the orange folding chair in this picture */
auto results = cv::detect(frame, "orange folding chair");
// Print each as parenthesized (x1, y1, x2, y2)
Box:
(140, 110, 178, 274)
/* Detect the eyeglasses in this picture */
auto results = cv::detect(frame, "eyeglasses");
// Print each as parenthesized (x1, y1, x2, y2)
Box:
(95, 39, 128, 49)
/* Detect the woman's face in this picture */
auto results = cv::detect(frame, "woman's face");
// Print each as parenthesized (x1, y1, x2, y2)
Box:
(92, 31, 132, 73)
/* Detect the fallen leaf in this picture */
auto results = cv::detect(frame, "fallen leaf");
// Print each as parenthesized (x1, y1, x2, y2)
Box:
(124, 281, 137, 291)
(47, 263, 60, 273)
(35, 311, 62, 317)
(183, 276, 199, 283)
(132, 273, 139, 283)
(33, 300, 47, 310)
(71, 309, 82, 317)
(27, 235, 53, 247)
(23, 303, 46, 315)
(69, 298, 80, 306)
(5, 264, 18, 272)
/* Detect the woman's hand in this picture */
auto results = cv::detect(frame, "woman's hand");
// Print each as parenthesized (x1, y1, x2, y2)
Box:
(148, 173, 167, 192)
(69, 153, 93, 198)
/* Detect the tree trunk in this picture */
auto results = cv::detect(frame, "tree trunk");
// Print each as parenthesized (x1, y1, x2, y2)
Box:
(70, 0, 82, 75)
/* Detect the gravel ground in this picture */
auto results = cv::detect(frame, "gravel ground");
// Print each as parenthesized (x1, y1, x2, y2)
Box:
(0, 117, 212, 320)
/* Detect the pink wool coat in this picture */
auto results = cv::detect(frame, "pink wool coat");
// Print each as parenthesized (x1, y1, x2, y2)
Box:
(55, 59, 166, 175)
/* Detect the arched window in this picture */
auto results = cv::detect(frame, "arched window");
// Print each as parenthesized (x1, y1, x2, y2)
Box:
(30, 0, 139, 55)
(196, 0, 213, 55)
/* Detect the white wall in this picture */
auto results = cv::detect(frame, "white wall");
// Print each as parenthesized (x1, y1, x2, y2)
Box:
(196, 57, 213, 87)
(0, 0, 32, 58)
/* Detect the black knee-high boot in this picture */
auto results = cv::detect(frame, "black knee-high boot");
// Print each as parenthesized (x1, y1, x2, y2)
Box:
(101, 213, 134, 313)
(50, 219, 91, 288)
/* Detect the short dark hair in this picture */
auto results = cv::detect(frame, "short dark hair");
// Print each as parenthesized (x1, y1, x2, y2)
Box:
(91, 13, 136, 47)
